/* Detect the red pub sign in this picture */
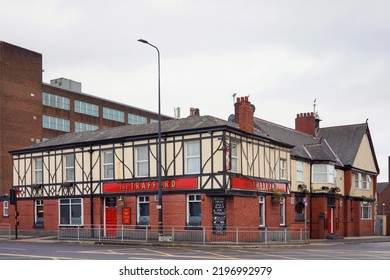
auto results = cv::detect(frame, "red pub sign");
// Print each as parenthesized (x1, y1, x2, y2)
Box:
(232, 177, 287, 193)
(103, 178, 198, 193)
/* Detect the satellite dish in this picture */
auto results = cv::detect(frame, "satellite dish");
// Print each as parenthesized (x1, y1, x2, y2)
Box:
(228, 114, 236, 123)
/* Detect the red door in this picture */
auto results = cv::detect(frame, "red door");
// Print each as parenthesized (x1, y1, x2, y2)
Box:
(105, 207, 117, 237)
(327, 208, 334, 234)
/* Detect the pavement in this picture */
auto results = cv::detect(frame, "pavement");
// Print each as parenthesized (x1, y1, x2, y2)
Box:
(4, 234, 390, 247)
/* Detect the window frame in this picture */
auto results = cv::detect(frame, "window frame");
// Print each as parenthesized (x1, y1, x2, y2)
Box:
(102, 150, 114, 179)
(42, 115, 70, 132)
(186, 141, 200, 174)
(35, 199, 44, 226)
(3, 200, 9, 217)
(42, 92, 70, 110)
(103, 107, 125, 123)
(74, 100, 99, 117)
(296, 161, 304, 182)
(280, 197, 286, 226)
(34, 158, 43, 184)
(187, 194, 202, 226)
(230, 143, 239, 173)
(59, 198, 83, 226)
(137, 196, 150, 225)
(280, 159, 287, 180)
(259, 196, 265, 227)
(312, 164, 336, 184)
(361, 201, 372, 220)
(136, 146, 149, 177)
(65, 154, 75, 182)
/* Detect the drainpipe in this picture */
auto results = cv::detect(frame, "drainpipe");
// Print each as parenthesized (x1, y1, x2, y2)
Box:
(89, 146, 94, 235)
(309, 163, 313, 239)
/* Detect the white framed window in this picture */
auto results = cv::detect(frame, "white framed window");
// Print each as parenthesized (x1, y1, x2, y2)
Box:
(280, 159, 287, 180)
(34, 158, 43, 184)
(128, 113, 147, 125)
(136, 146, 149, 177)
(74, 100, 99, 117)
(280, 197, 286, 226)
(296, 161, 304, 182)
(75, 122, 98, 133)
(186, 141, 200, 174)
(231, 143, 238, 172)
(103, 150, 114, 179)
(137, 196, 150, 225)
(103, 107, 124, 123)
(35, 200, 44, 225)
(187, 194, 202, 226)
(42, 115, 70, 132)
(354, 172, 362, 188)
(3, 201, 9, 217)
(312, 164, 336, 184)
(59, 198, 83, 226)
(363, 175, 371, 190)
(42, 92, 70, 110)
(259, 196, 265, 227)
(65, 154, 75, 182)
(361, 201, 372, 219)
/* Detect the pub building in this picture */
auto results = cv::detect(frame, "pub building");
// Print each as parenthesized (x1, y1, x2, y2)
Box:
(9, 96, 379, 239)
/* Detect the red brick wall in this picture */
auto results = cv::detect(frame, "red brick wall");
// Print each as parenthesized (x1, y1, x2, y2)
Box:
(0, 42, 43, 195)
(295, 112, 315, 136)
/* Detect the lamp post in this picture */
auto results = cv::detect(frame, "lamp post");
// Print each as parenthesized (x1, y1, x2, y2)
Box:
(383, 203, 386, 215)
(137, 39, 163, 237)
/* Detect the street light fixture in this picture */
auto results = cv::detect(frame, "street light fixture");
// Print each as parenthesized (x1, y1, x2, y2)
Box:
(137, 39, 163, 237)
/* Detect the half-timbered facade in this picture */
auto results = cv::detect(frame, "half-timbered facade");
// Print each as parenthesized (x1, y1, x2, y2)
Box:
(10, 97, 294, 234)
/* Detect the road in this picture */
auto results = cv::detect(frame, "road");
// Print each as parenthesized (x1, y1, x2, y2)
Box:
(1, 239, 390, 260)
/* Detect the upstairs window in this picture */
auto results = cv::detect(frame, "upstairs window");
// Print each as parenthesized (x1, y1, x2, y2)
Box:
(136, 146, 149, 177)
(65, 154, 75, 182)
(103, 150, 114, 179)
(74, 100, 99, 117)
(103, 107, 124, 123)
(312, 164, 336, 184)
(42, 92, 70, 110)
(34, 158, 43, 184)
(230, 143, 238, 173)
(186, 141, 200, 174)
(296, 161, 304, 182)
(128, 113, 147, 125)
(42, 115, 70, 132)
(280, 159, 287, 180)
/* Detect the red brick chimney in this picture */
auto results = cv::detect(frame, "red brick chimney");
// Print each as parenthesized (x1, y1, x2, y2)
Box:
(234, 96, 254, 133)
(295, 112, 321, 136)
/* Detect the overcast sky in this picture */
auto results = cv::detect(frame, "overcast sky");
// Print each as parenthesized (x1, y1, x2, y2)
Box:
(1, 0, 389, 181)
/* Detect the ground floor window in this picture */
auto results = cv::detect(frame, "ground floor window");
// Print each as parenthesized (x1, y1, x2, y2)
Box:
(280, 197, 286, 226)
(35, 200, 44, 226)
(361, 201, 372, 219)
(137, 196, 150, 225)
(59, 198, 83, 226)
(3, 201, 8, 217)
(187, 194, 202, 226)
(259, 196, 265, 227)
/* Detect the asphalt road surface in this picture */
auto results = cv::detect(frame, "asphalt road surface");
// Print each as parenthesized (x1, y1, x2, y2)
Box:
(1, 239, 390, 260)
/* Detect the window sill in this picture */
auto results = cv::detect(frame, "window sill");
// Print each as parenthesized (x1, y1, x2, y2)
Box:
(135, 225, 150, 229)
(184, 226, 203, 230)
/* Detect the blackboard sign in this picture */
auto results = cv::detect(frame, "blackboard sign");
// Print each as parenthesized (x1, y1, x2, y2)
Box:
(212, 197, 226, 234)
